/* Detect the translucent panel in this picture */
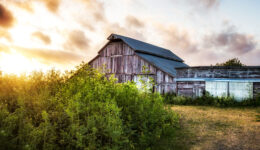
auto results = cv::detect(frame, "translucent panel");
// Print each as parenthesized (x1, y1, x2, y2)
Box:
(229, 82, 253, 101)
(206, 81, 228, 97)
(133, 75, 153, 90)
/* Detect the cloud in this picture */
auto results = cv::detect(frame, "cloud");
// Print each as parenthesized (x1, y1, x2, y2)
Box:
(205, 26, 257, 54)
(79, 20, 96, 31)
(104, 23, 146, 41)
(0, 44, 11, 53)
(0, 3, 15, 28)
(76, 0, 108, 32)
(10, 1, 34, 12)
(172, 0, 220, 11)
(32, 31, 51, 45)
(193, 0, 220, 8)
(0, 29, 12, 41)
(41, 0, 60, 13)
(64, 30, 89, 51)
(14, 46, 83, 65)
(79, 0, 106, 22)
(242, 49, 260, 65)
(157, 24, 198, 53)
(125, 15, 145, 28)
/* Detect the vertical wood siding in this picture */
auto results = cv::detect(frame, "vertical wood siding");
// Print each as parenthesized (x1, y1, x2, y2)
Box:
(177, 81, 205, 97)
(89, 41, 176, 93)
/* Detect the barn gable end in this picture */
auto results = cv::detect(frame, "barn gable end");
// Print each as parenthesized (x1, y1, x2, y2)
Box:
(89, 34, 188, 93)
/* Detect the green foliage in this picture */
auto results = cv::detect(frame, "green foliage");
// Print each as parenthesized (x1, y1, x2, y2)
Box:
(216, 58, 245, 66)
(0, 64, 179, 150)
(164, 92, 260, 107)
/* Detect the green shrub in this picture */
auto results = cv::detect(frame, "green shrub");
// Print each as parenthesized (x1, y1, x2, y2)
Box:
(0, 64, 179, 150)
(163, 94, 190, 105)
(114, 83, 179, 149)
(164, 92, 260, 107)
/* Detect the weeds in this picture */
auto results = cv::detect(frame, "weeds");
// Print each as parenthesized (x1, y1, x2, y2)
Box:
(0, 64, 179, 150)
(163, 92, 260, 107)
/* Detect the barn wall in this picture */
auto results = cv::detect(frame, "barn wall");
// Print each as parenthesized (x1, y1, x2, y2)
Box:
(89, 41, 176, 93)
(253, 82, 260, 98)
(176, 67, 260, 100)
(177, 81, 205, 97)
(177, 67, 260, 78)
(90, 42, 156, 75)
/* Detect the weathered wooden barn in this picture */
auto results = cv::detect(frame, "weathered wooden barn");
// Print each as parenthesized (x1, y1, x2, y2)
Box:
(89, 34, 188, 93)
(175, 66, 260, 100)
(89, 34, 260, 100)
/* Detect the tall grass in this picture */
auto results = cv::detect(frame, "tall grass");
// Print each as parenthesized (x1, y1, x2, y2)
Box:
(0, 64, 179, 150)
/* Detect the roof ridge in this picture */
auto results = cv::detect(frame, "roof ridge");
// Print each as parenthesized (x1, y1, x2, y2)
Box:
(108, 33, 171, 51)
(108, 33, 184, 62)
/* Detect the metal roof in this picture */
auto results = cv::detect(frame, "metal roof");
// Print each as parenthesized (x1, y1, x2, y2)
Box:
(136, 52, 188, 76)
(108, 34, 184, 62)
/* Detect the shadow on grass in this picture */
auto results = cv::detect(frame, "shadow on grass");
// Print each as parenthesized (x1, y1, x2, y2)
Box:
(166, 118, 197, 150)
(169, 127, 194, 150)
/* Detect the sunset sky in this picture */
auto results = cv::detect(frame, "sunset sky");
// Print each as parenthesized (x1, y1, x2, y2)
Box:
(0, 0, 260, 75)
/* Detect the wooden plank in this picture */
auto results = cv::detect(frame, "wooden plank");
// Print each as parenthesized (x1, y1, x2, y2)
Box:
(90, 40, 177, 94)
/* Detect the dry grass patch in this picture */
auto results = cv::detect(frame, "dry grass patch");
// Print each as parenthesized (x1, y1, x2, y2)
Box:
(171, 106, 260, 150)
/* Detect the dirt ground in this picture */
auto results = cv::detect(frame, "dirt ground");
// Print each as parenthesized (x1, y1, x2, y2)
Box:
(171, 105, 260, 150)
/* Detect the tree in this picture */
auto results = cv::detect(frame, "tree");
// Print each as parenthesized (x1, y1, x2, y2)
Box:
(216, 58, 245, 67)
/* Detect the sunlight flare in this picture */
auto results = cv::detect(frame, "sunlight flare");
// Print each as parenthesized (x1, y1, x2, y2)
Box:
(0, 51, 48, 75)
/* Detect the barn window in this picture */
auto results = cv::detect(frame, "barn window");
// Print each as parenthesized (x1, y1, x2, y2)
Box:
(133, 75, 153, 90)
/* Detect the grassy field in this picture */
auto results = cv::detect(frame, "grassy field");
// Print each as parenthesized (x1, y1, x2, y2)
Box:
(171, 106, 260, 150)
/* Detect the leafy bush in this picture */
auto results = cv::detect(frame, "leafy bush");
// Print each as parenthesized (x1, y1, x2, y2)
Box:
(164, 92, 260, 107)
(0, 64, 179, 150)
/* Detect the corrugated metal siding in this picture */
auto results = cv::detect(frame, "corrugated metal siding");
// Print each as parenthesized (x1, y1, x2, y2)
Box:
(206, 81, 228, 97)
(177, 80, 260, 100)
(205, 81, 253, 100)
(253, 82, 260, 98)
(229, 82, 253, 101)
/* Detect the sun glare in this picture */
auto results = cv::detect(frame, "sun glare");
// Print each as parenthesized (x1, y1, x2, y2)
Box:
(0, 52, 48, 75)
